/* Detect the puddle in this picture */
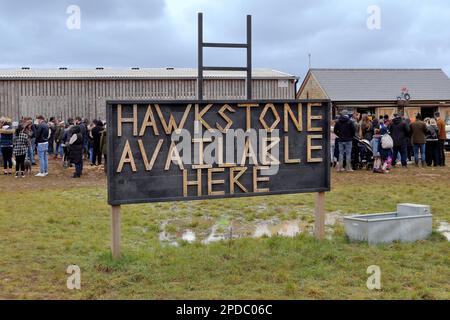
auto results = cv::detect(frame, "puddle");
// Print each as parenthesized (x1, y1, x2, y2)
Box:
(202, 224, 228, 244)
(159, 218, 306, 246)
(158, 221, 179, 247)
(254, 224, 272, 237)
(437, 221, 450, 241)
(253, 221, 301, 238)
(325, 211, 343, 226)
(158, 213, 342, 246)
(181, 230, 196, 243)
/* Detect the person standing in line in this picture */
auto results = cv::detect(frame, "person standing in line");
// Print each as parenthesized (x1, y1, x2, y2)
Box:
(12, 124, 29, 178)
(100, 124, 107, 173)
(48, 117, 56, 156)
(61, 120, 73, 168)
(0, 117, 14, 175)
(75, 116, 88, 159)
(371, 128, 383, 173)
(351, 112, 361, 139)
(88, 120, 96, 165)
(379, 123, 393, 172)
(54, 120, 65, 159)
(389, 113, 410, 168)
(403, 115, 413, 162)
(68, 125, 84, 178)
(91, 120, 104, 166)
(23, 118, 36, 165)
(409, 113, 427, 167)
(334, 110, 356, 172)
(34, 115, 49, 177)
(360, 114, 373, 141)
(425, 118, 440, 167)
(435, 112, 446, 166)
(383, 114, 391, 128)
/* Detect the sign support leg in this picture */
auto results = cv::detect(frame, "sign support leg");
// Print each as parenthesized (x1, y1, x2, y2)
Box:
(111, 205, 121, 260)
(314, 192, 325, 240)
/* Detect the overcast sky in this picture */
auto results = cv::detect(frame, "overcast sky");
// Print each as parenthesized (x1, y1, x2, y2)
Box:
(1, 0, 450, 80)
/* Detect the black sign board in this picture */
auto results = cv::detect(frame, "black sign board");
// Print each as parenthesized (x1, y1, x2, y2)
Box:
(106, 100, 330, 205)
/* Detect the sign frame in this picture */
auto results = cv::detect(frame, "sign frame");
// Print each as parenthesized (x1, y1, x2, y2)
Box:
(106, 99, 331, 206)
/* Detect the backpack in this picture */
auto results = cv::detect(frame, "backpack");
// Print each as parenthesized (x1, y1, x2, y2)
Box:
(428, 126, 438, 140)
(381, 134, 393, 149)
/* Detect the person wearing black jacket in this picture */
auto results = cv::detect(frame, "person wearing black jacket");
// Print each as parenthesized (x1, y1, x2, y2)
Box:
(75, 116, 88, 159)
(389, 114, 410, 167)
(333, 110, 356, 172)
(34, 115, 50, 176)
(68, 125, 84, 178)
(91, 120, 104, 165)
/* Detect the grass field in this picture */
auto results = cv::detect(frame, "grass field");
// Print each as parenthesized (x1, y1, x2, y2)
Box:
(0, 159, 449, 299)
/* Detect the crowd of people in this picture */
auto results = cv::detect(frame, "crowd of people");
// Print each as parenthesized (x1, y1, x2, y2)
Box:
(0, 116, 107, 178)
(331, 110, 447, 173)
(1, 110, 448, 179)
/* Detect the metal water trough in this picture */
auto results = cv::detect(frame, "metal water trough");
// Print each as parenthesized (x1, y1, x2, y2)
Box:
(344, 204, 432, 244)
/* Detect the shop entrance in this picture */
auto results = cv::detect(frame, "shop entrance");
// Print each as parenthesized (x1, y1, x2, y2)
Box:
(356, 107, 376, 117)
(421, 107, 437, 119)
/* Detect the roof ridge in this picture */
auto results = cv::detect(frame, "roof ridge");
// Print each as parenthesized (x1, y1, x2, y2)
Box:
(310, 68, 443, 71)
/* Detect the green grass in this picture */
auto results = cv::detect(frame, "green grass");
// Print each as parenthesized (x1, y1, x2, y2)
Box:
(0, 167, 449, 299)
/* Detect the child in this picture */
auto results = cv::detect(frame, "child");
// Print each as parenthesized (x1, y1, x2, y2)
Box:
(379, 123, 393, 173)
(371, 128, 383, 173)
(12, 124, 29, 177)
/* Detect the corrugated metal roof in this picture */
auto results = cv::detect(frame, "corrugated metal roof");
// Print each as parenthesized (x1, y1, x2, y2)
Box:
(0, 67, 297, 80)
(309, 68, 450, 101)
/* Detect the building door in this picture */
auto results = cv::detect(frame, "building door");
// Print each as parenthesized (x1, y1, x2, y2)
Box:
(356, 107, 376, 116)
(421, 107, 437, 119)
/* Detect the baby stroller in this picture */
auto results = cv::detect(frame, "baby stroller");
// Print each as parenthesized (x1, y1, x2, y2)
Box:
(351, 138, 374, 170)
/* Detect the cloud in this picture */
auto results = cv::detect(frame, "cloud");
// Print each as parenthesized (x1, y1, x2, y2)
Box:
(0, 0, 449, 80)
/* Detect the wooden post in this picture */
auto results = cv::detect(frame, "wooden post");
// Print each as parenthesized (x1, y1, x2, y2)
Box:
(314, 192, 325, 240)
(111, 205, 121, 259)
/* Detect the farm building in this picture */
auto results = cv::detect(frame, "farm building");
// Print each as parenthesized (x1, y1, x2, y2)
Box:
(297, 68, 450, 121)
(0, 68, 298, 121)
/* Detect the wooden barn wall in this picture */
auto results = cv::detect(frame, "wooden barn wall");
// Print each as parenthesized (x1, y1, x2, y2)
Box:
(0, 79, 295, 121)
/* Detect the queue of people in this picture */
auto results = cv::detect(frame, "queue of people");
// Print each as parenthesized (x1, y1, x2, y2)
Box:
(332, 111, 447, 173)
(0, 116, 107, 178)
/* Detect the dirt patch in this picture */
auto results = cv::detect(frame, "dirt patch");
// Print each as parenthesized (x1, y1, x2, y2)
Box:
(0, 158, 106, 191)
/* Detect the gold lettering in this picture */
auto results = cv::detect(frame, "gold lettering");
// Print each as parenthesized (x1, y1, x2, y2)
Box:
(238, 103, 259, 131)
(240, 138, 259, 166)
(155, 103, 191, 134)
(307, 135, 323, 162)
(139, 104, 159, 136)
(138, 139, 163, 171)
(165, 141, 184, 170)
(230, 167, 248, 194)
(216, 104, 235, 133)
(116, 140, 137, 172)
(261, 137, 280, 165)
(207, 168, 225, 196)
(307, 103, 323, 132)
(284, 136, 300, 164)
(183, 169, 202, 197)
(259, 103, 280, 132)
(284, 103, 302, 132)
(192, 137, 212, 168)
(195, 103, 213, 131)
(117, 104, 138, 137)
(253, 166, 269, 193)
